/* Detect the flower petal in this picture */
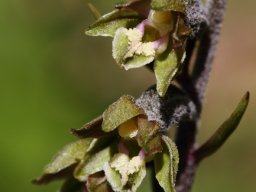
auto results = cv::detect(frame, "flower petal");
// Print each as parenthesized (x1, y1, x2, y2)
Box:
(137, 116, 163, 157)
(123, 54, 155, 70)
(33, 139, 93, 184)
(154, 49, 183, 97)
(74, 136, 117, 181)
(128, 157, 147, 192)
(118, 117, 138, 138)
(86, 10, 142, 37)
(70, 116, 106, 138)
(103, 161, 123, 191)
(104, 153, 146, 191)
(112, 28, 130, 66)
(154, 135, 179, 192)
(102, 95, 144, 132)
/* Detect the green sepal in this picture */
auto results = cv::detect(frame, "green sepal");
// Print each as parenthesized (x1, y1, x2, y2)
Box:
(69, 116, 113, 139)
(74, 146, 114, 181)
(137, 116, 163, 157)
(154, 135, 179, 192)
(154, 49, 181, 97)
(86, 10, 142, 37)
(151, 0, 188, 13)
(123, 54, 155, 70)
(115, 0, 151, 17)
(102, 95, 144, 132)
(74, 136, 117, 181)
(112, 28, 130, 66)
(33, 139, 93, 184)
(103, 160, 123, 191)
(112, 28, 154, 69)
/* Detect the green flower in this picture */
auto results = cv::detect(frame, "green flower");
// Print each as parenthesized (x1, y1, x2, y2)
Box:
(86, 0, 192, 96)
(34, 95, 179, 192)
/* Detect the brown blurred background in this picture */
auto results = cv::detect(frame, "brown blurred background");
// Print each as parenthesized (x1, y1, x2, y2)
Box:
(0, 0, 255, 191)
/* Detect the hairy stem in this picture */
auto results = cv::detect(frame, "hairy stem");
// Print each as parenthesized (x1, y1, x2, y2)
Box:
(174, 0, 227, 191)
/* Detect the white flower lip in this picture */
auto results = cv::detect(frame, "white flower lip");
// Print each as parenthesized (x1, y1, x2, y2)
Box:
(124, 28, 156, 59)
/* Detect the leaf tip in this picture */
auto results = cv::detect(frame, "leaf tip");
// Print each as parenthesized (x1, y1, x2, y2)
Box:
(85, 28, 94, 37)
(195, 91, 250, 163)
(244, 91, 250, 101)
(156, 84, 167, 97)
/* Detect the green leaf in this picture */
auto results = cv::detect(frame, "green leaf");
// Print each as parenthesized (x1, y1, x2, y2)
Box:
(154, 49, 181, 97)
(102, 95, 144, 132)
(151, 0, 188, 12)
(33, 139, 93, 184)
(154, 135, 179, 192)
(195, 92, 250, 162)
(85, 10, 142, 37)
(137, 116, 162, 156)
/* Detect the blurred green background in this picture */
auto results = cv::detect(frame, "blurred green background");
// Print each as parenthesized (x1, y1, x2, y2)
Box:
(0, 0, 255, 191)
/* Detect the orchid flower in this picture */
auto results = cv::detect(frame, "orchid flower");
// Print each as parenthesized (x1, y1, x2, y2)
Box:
(34, 95, 179, 192)
(86, 0, 192, 96)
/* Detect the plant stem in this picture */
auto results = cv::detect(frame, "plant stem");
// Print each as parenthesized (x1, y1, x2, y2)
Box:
(174, 0, 227, 191)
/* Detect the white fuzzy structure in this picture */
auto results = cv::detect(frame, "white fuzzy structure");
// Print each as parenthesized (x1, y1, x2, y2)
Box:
(136, 85, 197, 132)
(125, 28, 156, 59)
